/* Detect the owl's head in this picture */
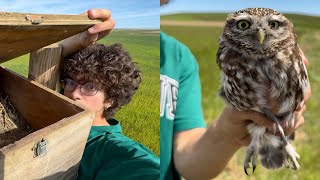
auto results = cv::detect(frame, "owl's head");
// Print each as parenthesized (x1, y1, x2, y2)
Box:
(222, 8, 296, 56)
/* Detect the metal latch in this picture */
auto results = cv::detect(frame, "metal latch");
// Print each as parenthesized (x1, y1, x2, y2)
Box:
(26, 15, 44, 25)
(32, 139, 48, 158)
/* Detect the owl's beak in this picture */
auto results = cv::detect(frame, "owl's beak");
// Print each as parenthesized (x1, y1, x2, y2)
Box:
(256, 29, 265, 44)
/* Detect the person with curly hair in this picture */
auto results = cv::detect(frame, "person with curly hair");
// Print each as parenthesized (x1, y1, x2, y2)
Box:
(60, 43, 160, 179)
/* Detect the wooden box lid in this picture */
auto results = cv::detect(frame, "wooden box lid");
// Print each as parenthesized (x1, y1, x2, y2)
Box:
(0, 12, 99, 63)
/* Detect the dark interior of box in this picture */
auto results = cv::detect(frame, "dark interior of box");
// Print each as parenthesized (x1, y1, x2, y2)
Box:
(0, 67, 84, 130)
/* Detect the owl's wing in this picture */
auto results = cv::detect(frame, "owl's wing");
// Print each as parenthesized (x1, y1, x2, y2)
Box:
(294, 44, 309, 110)
(216, 37, 225, 69)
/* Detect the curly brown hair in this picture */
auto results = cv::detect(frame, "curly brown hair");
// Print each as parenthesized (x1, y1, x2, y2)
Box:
(60, 43, 141, 118)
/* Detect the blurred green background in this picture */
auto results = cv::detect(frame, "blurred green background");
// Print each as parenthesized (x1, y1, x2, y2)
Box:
(0, 30, 160, 156)
(161, 13, 320, 179)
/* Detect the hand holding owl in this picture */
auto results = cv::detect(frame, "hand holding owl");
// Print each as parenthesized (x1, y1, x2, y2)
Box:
(215, 98, 308, 147)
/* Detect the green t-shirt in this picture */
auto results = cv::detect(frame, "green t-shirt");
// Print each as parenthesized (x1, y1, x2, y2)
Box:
(77, 118, 160, 180)
(160, 32, 206, 180)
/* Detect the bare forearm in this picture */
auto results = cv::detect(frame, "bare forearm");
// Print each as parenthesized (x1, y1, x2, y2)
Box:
(174, 124, 241, 179)
(59, 34, 85, 58)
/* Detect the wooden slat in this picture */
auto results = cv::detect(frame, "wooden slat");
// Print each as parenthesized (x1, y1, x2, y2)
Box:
(28, 43, 62, 90)
(0, 67, 84, 129)
(0, 12, 100, 25)
(0, 12, 100, 63)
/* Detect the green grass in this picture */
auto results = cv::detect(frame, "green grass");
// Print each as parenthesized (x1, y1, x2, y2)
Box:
(162, 13, 320, 179)
(0, 29, 160, 156)
(162, 13, 320, 28)
(161, 13, 229, 21)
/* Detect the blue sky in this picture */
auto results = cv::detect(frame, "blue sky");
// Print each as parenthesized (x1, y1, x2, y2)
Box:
(0, 0, 159, 29)
(161, 0, 320, 16)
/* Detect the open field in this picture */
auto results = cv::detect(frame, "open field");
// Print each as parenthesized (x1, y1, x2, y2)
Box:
(0, 29, 160, 156)
(161, 20, 225, 27)
(161, 13, 320, 179)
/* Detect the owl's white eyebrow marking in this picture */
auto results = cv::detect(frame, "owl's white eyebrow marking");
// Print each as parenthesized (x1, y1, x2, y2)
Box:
(234, 14, 252, 21)
(269, 15, 281, 21)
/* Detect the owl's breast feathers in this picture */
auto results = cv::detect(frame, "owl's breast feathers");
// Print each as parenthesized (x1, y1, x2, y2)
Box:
(217, 43, 308, 120)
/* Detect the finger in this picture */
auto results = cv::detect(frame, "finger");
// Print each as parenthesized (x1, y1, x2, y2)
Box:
(299, 48, 309, 67)
(97, 30, 112, 39)
(88, 19, 115, 34)
(240, 110, 273, 129)
(297, 105, 306, 118)
(87, 9, 111, 21)
(295, 116, 305, 129)
(302, 54, 308, 67)
(296, 100, 304, 111)
(286, 116, 305, 135)
(294, 104, 305, 123)
(304, 82, 311, 102)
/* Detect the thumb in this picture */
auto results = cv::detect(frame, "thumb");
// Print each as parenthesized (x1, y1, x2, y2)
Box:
(240, 110, 273, 129)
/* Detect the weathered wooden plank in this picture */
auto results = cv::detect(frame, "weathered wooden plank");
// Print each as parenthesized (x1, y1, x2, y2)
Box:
(28, 43, 62, 90)
(0, 12, 100, 62)
(0, 110, 93, 179)
(0, 67, 84, 129)
(0, 12, 100, 25)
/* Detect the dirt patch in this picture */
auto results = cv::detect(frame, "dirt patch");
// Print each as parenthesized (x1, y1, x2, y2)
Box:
(161, 20, 225, 27)
(0, 93, 34, 148)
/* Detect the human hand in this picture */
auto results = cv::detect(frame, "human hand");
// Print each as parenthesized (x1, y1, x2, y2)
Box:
(214, 106, 275, 147)
(79, 9, 115, 47)
(60, 9, 115, 57)
(214, 105, 307, 147)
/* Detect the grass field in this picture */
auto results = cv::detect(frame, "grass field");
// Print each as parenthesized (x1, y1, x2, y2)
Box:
(0, 29, 160, 156)
(161, 13, 320, 179)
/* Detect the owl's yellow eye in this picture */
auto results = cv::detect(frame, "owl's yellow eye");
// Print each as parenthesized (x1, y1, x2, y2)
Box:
(237, 20, 251, 30)
(269, 21, 279, 29)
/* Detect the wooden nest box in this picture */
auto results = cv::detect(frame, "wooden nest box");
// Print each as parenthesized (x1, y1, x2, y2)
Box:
(0, 12, 99, 179)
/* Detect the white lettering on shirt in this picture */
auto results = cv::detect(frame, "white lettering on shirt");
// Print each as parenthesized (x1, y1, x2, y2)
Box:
(160, 75, 179, 120)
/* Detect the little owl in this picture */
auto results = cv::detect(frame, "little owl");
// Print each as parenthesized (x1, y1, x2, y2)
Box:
(216, 8, 309, 175)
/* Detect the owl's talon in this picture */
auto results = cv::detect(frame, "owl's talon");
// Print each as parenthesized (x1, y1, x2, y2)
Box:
(284, 143, 300, 170)
(243, 165, 255, 176)
(284, 153, 291, 168)
(244, 152, 251, 175)
(244, 154, 251, 175)
(244, 167, 249, 176)
(244, 140, 259, 175)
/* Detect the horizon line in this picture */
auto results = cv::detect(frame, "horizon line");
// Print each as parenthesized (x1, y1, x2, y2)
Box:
(160, 11, 320, 17)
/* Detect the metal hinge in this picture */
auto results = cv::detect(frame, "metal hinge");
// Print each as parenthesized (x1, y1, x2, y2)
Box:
(26, 15, 44, 25)
(32, 138, 48, 158)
